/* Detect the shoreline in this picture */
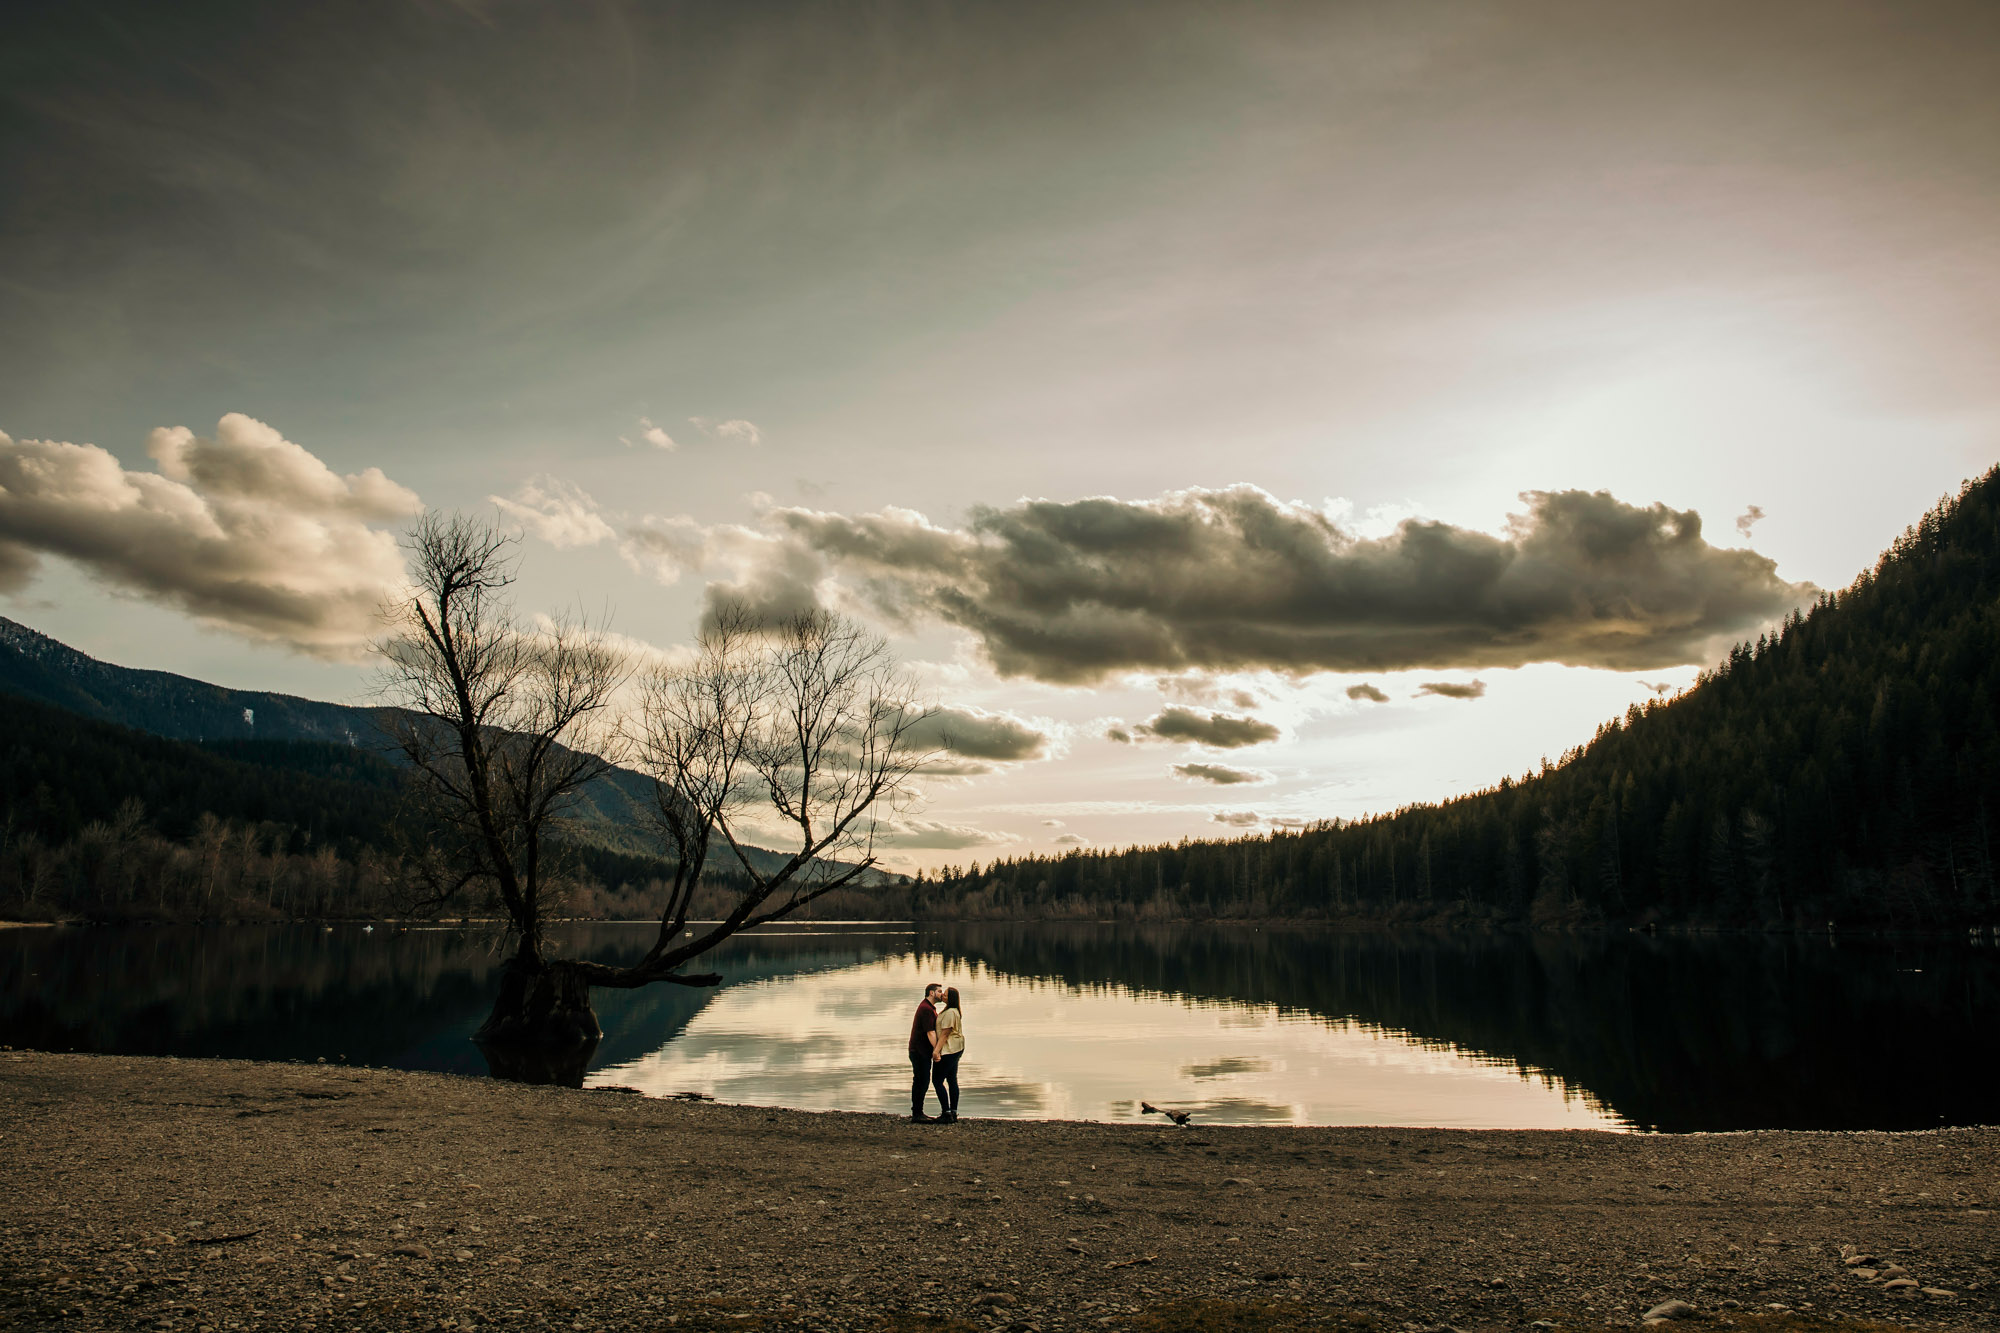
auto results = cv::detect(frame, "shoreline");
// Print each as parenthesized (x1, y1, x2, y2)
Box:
(5, 915, 1995, 942)
(3, 1053, 1995, 1333)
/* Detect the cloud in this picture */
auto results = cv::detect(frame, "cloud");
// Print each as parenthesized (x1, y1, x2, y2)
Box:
(1211, 810, 1263, 827)
(1736, 505, 1765, 538)
(1052, 833, 1089, 846)
(1172, 762, 1269, 786)
(751, 485, 1813, 682)
(903, 705, 1054, 774)
(1416, 680, 1486, 699)
(1346, 682, 1390, 702)
(876, 816, 1022, 850)
(1104, 723, 1136, 744)
(490, 475, 616, 548)
(1115, 705, 1281, 749)
(618, 417, 678, 451)
(617, 514, 826, 628)
(495, 484, 820, 632)
(691, 417, 762, 446)
(0, 414, 419, 656)
(1156, 675, 1260, 709)
(620, 416, 760, 451)
(1041, 818, 1065, 828)
(1638, 680, 1677, 696)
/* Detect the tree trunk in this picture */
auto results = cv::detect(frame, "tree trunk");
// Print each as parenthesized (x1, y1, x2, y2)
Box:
(474, 957, 602, 1051)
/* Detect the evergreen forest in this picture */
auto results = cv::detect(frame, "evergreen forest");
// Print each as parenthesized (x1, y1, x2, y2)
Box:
(914, 468, 2000, 930)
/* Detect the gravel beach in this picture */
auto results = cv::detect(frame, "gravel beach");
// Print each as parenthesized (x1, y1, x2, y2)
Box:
(1, 1053, 1993, 1333)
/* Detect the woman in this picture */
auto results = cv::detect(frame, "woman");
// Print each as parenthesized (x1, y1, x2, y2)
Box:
(930, 986, 965, 1123)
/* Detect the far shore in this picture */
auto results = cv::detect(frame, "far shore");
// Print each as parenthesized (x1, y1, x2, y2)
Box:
(2, 1052, 1994, 1333)
(5, 913, 1996, 941)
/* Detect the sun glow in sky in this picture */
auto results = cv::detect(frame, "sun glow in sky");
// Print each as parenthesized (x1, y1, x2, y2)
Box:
(5, 1, 2000, 867)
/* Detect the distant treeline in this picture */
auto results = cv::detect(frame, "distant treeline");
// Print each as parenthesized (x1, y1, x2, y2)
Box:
(913, 468, 2000, 930)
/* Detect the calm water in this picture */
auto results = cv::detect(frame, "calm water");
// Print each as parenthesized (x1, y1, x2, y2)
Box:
(2, 922, 1994, 1133)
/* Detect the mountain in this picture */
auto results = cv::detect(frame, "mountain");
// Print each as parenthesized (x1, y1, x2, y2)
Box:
(0, 688, 404, 852)
(919, 466, 2000, 930)
(0, 617, 381, 745)
(0, 617, 853, 893)
(0, 616, 662, 853)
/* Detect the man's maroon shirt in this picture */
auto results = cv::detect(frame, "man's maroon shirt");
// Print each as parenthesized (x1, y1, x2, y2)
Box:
(909, 999, 937, 1059)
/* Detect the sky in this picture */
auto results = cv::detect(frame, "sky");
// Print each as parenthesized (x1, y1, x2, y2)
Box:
(4, 0, 2000, 869)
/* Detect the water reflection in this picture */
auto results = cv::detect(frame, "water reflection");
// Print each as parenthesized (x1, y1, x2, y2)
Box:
(1, 922, 1994, 1131)
(586, 955, 1623, 1129)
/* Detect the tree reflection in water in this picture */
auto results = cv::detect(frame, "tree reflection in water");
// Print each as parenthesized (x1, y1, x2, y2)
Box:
(1, 921, 1992, 1131)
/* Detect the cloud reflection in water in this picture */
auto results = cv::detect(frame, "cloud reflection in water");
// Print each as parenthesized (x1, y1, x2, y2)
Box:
(587, 953, 1626, 1130)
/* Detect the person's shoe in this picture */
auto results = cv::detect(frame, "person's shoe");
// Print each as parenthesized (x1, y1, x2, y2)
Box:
(910, 1112, 935, 1123)
(941, 1111, 957, 1123)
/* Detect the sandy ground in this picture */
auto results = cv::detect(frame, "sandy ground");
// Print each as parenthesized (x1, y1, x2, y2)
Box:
(0, 1053, 1994, 1333)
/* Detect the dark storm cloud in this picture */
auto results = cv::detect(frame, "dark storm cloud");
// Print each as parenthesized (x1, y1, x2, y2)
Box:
(767, 485, 1814, 683)
(1107, 705, 1281, 749)
(1345, 682, 1390, 702)
(1416, 680, 1486, 700)
(1172, 762, 1267, 786)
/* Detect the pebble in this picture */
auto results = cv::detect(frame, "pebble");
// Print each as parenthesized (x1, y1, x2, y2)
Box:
(1883, 1277, 1919, 1291)
(1641, 1299, 1697, 1321)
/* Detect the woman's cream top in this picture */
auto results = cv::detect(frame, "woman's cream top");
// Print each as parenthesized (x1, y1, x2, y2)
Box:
(936, 1006, 965, 1056)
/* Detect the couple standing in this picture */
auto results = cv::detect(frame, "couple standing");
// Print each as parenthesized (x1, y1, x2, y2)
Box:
(907, 982, 965, 1123)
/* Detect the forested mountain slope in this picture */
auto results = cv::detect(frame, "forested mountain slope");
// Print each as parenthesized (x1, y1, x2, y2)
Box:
(1, 690, 405, 853)
(0, 690, 701, 920)
(0, 617, 664, 846)
(0, 617, 789, 864)
(0, 630, 860, 919)
(919, 468, 2000, 929)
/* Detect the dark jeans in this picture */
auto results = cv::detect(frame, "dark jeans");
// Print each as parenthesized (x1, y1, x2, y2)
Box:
(932, 1051, 961, 1114)
(910, 1054, 932, 1116)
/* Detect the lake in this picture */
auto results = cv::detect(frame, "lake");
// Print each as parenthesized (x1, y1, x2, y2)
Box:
(2, 922, 1993, 1133)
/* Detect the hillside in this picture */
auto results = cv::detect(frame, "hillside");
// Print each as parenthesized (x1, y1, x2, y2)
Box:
(0, 690, 405, 853)
(0, 689, 721, 921)
(917, 467, 2000, 930)
(0, 626, 886, 920)
(0, 617, 816, 873)
(0, 617, 663, 848)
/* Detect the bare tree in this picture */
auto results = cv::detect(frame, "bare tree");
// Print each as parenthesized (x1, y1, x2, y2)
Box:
(378, 512, 627, 1047)
(607, 606, 931, 990)
(378, 514, 930, 1070)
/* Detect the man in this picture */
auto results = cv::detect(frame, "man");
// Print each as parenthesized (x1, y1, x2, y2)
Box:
(907, 981, 944, 1122)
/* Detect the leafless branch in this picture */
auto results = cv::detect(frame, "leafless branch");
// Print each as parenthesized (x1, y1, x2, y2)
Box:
(376, 511, 628, 961)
